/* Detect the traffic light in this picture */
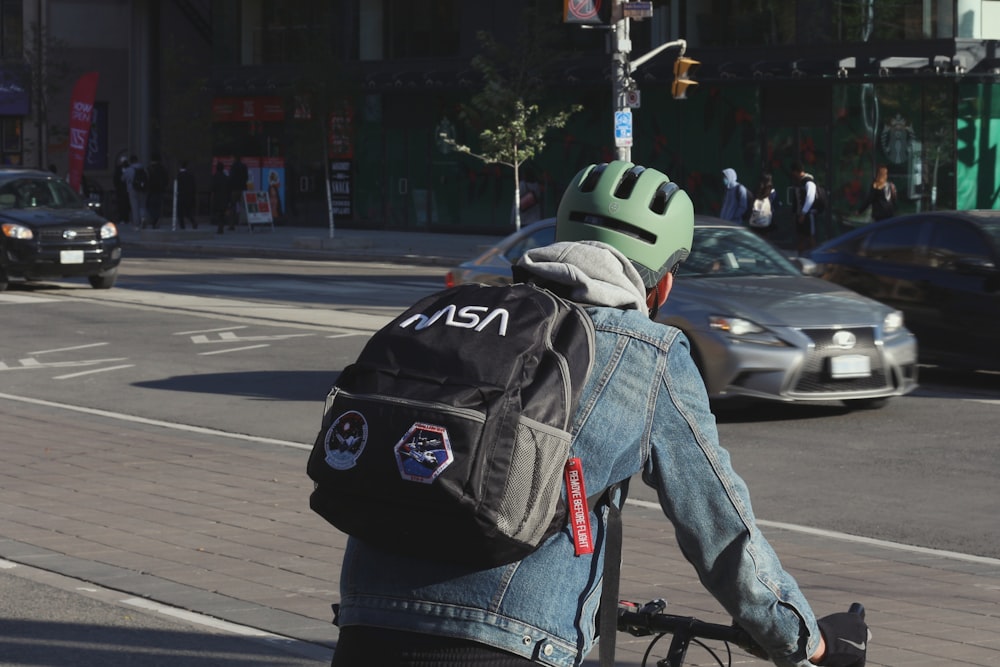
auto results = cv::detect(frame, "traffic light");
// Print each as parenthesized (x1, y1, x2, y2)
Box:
(563, 0, 612, 25)
(672, 57, 700, 99)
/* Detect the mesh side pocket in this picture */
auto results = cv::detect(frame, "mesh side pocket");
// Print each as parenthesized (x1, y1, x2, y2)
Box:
(496, 418, 572, 545)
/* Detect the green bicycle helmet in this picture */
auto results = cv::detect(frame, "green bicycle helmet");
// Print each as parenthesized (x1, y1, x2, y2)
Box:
(556, 161, 694, 289)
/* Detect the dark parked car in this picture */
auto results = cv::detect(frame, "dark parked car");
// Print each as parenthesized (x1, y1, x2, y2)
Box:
(447, 216, 918, 408)
(0, 168, 122, 291)
(808, 210, 1000, 371)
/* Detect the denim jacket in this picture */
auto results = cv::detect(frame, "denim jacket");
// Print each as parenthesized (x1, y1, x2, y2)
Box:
(334, 242, 821, 666)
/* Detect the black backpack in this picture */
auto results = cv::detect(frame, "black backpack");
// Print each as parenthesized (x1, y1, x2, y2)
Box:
(804, 176, 828, 213)
(307, 282, 597, 568)
(132, 166, 148, 193)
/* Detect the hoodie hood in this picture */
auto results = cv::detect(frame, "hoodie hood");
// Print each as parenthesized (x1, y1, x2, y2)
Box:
(722, 168, 738, 189)
(516, 241, 648, 311)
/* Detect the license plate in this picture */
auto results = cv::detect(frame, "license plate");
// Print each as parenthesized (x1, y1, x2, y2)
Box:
(830, 354, 871, 379)
(60, 250, 84, 264)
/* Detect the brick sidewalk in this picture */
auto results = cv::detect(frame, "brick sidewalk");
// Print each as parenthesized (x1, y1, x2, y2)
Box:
(2, 397, 998, 666)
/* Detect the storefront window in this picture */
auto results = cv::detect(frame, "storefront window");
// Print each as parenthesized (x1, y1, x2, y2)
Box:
(687, 1, 954, 46)
(835, 0, 953, 41)
(832, 80, 955, 229)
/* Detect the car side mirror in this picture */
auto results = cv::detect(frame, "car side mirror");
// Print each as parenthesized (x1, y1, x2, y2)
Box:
(792, 256, 818, 275)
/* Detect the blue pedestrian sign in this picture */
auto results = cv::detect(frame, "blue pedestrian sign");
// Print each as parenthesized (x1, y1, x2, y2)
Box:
(614, 110, 633, 147)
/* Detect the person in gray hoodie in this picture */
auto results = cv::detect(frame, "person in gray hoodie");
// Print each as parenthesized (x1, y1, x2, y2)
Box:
(329, 161, 869, 667)
(720, 167, 749, 223)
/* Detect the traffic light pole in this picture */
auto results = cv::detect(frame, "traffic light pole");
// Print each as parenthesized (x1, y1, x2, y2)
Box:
(611, 12, 632, 161)
(610, 0, 690, 161)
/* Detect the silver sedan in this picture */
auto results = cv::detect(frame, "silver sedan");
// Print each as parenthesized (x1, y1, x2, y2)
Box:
(446, 216, 918, 409)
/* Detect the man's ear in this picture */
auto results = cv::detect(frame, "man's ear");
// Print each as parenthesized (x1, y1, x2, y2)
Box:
(646, 272, 674, 311)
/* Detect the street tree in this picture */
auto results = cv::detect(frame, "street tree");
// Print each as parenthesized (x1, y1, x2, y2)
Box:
(442, 16, 581, 230)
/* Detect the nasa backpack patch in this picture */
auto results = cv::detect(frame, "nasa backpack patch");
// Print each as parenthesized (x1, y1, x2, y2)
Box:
(307, 282, 596, 568)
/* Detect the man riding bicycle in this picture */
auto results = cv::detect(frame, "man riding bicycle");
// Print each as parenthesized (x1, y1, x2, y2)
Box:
(328, 161, 868, 667)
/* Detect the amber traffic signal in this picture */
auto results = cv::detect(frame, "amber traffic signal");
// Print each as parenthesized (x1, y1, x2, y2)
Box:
(672, 57, 700, 99)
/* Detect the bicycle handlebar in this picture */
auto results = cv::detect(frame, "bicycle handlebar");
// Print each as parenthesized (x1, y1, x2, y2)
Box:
(618, 599, 867, 665)
(617, 599, 759, 651)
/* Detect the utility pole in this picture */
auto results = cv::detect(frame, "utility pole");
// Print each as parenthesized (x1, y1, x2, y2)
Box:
(608, 1, 695, 162)
(565, 1, 696, 162)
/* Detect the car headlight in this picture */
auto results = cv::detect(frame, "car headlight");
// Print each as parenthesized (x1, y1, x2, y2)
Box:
(883, 310, 904, 334)
(708, 315, 786, 346)
(709, 315, 764, 336)
(1, 222, 33, 240)
(100, 222, 118, 239)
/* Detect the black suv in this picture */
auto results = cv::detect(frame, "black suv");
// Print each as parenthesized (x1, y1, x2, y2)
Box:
(0, 168, 122, 291)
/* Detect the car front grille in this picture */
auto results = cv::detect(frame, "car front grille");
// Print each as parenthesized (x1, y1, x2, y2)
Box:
(794, 326, 889, 393)
(38, 226, 100, 246)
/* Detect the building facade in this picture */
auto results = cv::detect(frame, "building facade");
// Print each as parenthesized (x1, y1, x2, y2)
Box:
(10, 1, 1000, 243)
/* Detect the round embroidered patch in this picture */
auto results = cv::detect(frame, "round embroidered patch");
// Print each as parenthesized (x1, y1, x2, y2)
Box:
(323, 410, 368, 470)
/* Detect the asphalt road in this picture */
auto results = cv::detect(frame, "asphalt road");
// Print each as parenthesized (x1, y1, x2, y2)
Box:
(2, 254, 997, 558)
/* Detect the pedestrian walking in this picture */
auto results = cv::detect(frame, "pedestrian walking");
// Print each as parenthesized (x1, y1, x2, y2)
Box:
(720, 167, 749, 223)
(145, 154, 169, 229)
(113, 154, 130, 225)
(791, 161, 824, 254)
(175, 160, 198, 229)
(747, 171, 779, 235)
(123, 155, 148, 229)
(229, 155, 249, 231)
(211, 162, 232, 235)
(857, 164, 897, 221)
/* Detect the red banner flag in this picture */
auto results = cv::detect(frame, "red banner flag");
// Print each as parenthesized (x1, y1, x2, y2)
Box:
(67, 72, 99, 192)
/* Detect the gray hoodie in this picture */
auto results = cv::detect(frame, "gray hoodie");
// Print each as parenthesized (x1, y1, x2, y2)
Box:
(516, 241, 647, 312)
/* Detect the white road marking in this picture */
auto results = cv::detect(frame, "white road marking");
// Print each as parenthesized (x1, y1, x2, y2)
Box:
(0, 391, 310, 450)
(628, 498, 1000, 566)
(30, 342, 109, 354)
(122, 597, 282, 637)
(175, 325, 249, 335)
(197, 344, 271, 355)
(190, 331, 313, 344)
(53, 364, 135, 380)
(0, 357, 129, 371)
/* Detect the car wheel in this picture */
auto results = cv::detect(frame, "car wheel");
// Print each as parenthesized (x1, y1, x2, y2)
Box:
(88, 268, 118, 289)
(843, 397, 889, 410)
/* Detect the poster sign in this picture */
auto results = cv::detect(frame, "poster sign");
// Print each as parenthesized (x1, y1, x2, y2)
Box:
(242, 191, 274, 231)
(212, 96, 285, 122)
(329, 107, 354, 159)
(67, 72, 99, 192)
(261, 157, 285, 222)
(330, 160, 352, 217)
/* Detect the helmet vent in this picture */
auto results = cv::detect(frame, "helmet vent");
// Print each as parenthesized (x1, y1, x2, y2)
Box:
(650, 182, 679, 215)
(569, 211, 657, 244)
(613, 167, 646, 199)
(579, 163, 609, 192)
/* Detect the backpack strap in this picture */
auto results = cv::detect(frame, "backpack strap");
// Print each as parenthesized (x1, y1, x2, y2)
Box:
(598, 480, 628, 667)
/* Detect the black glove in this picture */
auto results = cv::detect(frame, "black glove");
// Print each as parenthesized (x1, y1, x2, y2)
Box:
(816, 612, 870, 667)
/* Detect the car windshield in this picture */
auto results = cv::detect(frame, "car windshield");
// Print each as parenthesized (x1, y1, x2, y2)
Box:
(0, 177, 86, 210)
(677, 227, 801, 278)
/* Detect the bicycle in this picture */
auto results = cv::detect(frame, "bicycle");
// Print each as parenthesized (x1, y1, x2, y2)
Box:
(617, 598, 865, 667)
